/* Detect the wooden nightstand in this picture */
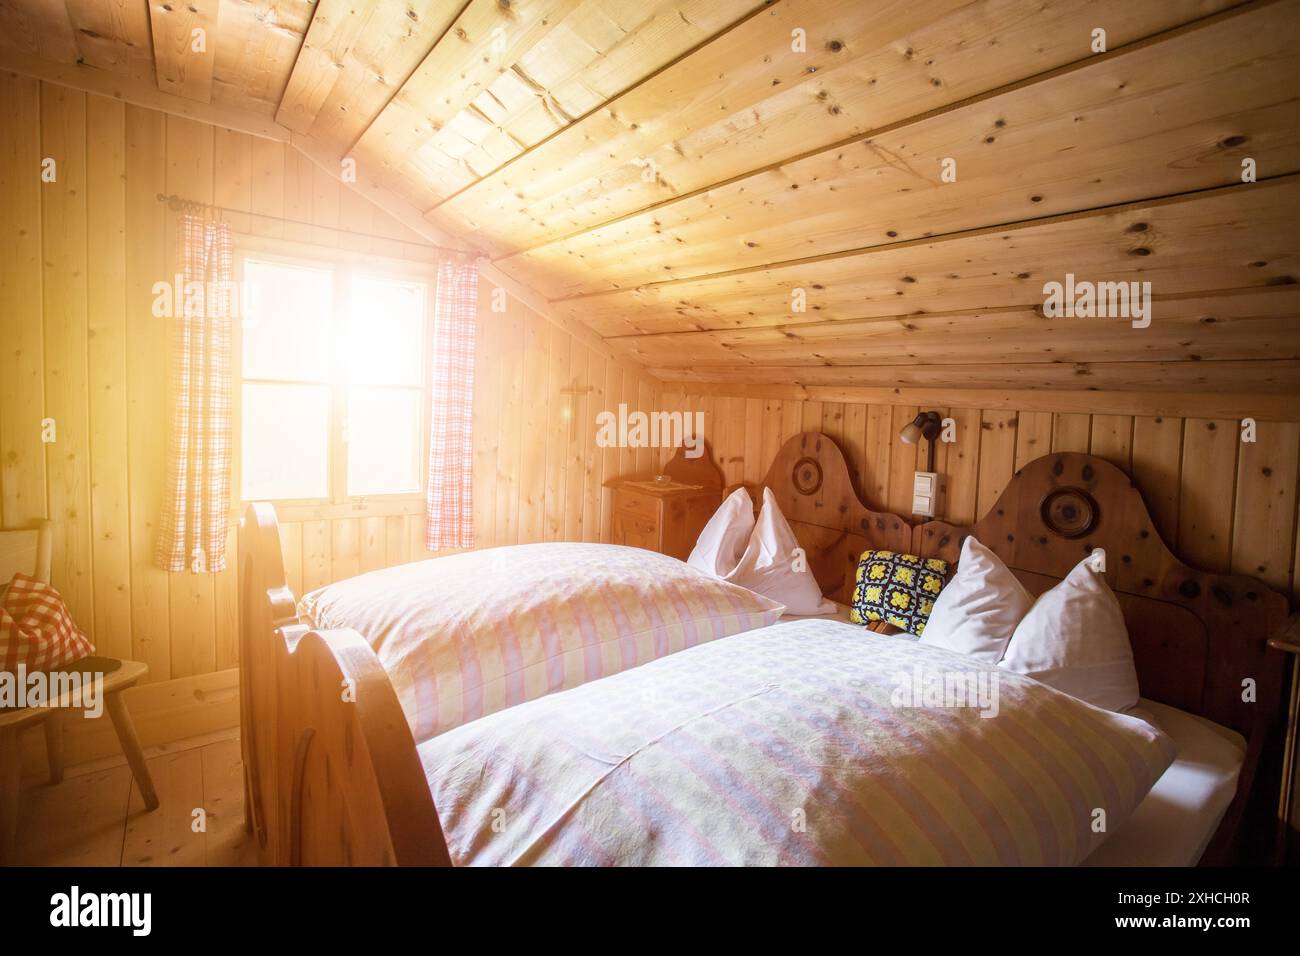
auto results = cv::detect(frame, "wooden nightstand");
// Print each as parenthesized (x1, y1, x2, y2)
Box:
(605, 445, 723, 561)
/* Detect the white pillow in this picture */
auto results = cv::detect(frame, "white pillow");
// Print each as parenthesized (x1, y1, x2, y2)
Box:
(725, 487, 836, 616)
(920, 536, 1033, 663)
(687, 487, 755, 577)
(999, 551, 1140, 713)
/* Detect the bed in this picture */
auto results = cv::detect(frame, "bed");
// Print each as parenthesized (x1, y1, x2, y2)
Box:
(237, 432, 908, 864)
(241, 439, 1292, 866)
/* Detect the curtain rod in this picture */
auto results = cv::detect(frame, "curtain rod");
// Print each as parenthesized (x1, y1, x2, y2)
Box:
(154, 193, 475, 259)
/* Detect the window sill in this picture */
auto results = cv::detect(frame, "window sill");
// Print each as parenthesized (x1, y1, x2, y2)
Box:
(232, 495, 424, 523)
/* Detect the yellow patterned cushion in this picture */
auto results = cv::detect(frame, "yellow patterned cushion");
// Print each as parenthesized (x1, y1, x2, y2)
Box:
(849, 550, 950, 636)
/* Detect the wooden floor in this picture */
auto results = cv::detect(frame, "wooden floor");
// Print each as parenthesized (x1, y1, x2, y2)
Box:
(13, 728, 258, 866)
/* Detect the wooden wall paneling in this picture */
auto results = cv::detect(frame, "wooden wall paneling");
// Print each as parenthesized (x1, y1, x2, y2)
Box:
(494, 304, 524, 547)
(310, 161, 340, 248)
(943, 407, 982, 526)
(278, 520, 303, 598)
(517, 312, 549, 543)
(543, 324, 569, 541)
(300, 519, 330, 592)
(757, 399, 783, 483)
(739, 397, 763, 487)
(1052, 413, 1092, 454)
(248, 134, 284, 239)
(1230, 421, 1300, 593)
(472, 287, 502, 551)
(637, 377, 657, 479)
(212, 124, 248, 672)
(0, 73, 47, 529)
(124, 103, 171, 681)
(330, 517, 360, 582)
(282, 145, 314, 244)
(838, 403, 868, 502)
(359, 515, 386, 574)
(598, 361, 622, 543)
(581, 348, 606, 542)
(382, 514, 408, 568)
(619, 366, 641, 480)
(862, 405, 892, 511)
(1014, 412, 1054, 472)
(886, 406, 920, 517)
(163, 113, 216, 680)
(406, 512, 426, 561)
(1178, 419, 1240, 573)
(563, 344, 588, 543)
(41, 84, 95, 637)
(975, 410, 1018, 519)
(86, 97, 131, 659)
(1130, 415, 1185, 548)
(1090, 415, 1135, 472)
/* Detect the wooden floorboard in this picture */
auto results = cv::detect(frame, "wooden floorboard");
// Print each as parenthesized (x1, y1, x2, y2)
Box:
(14, 732, 257, 867)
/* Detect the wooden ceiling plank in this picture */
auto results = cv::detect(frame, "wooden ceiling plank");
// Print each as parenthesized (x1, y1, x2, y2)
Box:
(555, 176, 1300, 337)
(65, 0, 155, 80)
(0, 0, 81, 62)
(149, 0, 221, 103)
(426, 0, 1245, 254)
(0, 48, 290, 141)
(650, 359, 1300, 394)
(616, 292, 1300, 367)
(304, 0, 463, 158)
(498, 1, 1300, 298)
(274, 0, 372, 131)
(407, 0, 767, 209)
(210, 0, 314, 114)
(347, 0, 584, 197)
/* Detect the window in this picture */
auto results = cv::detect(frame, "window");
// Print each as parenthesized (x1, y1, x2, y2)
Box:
(238, 252, 429, 503)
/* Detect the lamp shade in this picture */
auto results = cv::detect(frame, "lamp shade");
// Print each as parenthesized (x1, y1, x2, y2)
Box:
(899, 421, 923, 444)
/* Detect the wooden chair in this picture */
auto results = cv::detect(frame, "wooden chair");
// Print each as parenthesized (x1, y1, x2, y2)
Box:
(0, 521, 159, 864)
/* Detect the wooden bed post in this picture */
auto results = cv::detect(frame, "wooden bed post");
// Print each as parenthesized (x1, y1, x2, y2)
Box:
(238, 502, 300, 865)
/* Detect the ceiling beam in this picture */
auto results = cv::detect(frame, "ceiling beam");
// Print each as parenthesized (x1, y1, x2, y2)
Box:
(655, 383, 1300, 423)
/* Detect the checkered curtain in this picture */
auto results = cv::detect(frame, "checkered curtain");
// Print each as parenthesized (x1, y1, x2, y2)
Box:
(155, 214, 234, 573)
(425, 258, 479, 550)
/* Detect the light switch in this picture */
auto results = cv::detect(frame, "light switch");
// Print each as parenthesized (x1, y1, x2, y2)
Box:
(912, 471, 940, 517)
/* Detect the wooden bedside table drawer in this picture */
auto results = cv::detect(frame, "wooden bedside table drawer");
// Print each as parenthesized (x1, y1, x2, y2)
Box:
(611, 510, 660, 551)
(613, 489, 659, 520)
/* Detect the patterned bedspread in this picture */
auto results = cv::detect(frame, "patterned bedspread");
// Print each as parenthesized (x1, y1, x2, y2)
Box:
(419, 619, 1176, 866)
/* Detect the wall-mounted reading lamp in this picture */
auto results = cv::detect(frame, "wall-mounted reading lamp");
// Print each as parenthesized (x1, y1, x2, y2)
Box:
(898, 410, 944, 518)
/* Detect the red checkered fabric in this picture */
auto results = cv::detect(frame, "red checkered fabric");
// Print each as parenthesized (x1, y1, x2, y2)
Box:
(425, 259, 479, 551)
(156, 214, 234, 573)
(1, 573, 94, 673)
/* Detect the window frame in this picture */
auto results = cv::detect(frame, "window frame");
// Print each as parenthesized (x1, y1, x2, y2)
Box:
(233, 242, 434, 512)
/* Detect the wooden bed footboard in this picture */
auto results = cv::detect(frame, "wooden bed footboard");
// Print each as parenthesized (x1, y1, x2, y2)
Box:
(276, 624, 450, 866)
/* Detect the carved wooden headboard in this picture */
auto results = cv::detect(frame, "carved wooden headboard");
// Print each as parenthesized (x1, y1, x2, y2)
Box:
(749, 431, 911, 604)
(913, 452, 1288, 739)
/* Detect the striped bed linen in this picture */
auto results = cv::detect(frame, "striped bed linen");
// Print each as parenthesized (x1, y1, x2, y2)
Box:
(298, 542, 784, 741)
(418, 619, 1176, 866)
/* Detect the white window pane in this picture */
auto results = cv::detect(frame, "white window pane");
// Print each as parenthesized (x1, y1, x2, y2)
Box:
(242, 259, 333, 381)
(344, 276, 425, 386)
(347, 388, 422, 496)
(241, 383, 330, 500)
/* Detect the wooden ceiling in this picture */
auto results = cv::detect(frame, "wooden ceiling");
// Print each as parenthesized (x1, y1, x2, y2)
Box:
(3, 0, 1298, 402)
